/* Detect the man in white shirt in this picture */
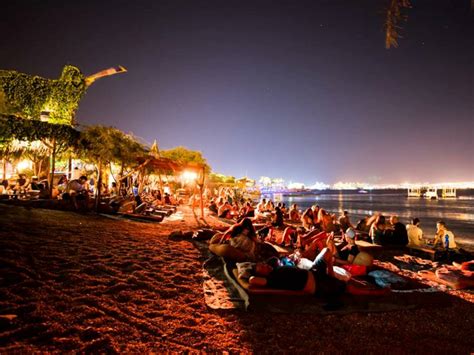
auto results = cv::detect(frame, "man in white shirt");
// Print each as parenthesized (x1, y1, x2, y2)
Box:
(406, 218, 424, 247)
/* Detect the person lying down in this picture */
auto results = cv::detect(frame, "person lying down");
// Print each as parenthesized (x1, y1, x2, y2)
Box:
(237, 248, 346, 304)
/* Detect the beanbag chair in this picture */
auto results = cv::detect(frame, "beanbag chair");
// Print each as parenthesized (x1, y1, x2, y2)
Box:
(353, 252, 374, 266)
(342, 264, 367, 276)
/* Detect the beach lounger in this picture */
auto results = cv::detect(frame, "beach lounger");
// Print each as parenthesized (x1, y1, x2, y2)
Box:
(346, 277, 391, 296)
(222, 260, 313, 310)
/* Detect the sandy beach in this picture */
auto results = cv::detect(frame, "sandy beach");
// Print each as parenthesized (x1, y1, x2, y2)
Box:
(0, 203, 473, 353)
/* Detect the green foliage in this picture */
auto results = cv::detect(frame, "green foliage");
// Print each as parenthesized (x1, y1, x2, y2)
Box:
(208, 173, 236, 185)
(385, 0, 411, 49)
(0, 114, 79, 146)
(78, 125, 146, 167)
(0, 65, 86, 124)
(161, 146, 210, 173)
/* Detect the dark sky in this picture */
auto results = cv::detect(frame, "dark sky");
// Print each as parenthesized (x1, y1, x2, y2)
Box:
(1, 0, 473, 184)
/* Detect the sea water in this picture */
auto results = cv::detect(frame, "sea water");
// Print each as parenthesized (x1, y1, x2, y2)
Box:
(278, 192, 474, 249)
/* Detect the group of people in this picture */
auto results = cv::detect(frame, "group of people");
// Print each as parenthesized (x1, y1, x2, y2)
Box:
(207, 199, 462, 304)
(357, 214, 457, 250)
(0, 174, 50, 199)
(207, 197, 459, 261)
(208, 217, 370, 305)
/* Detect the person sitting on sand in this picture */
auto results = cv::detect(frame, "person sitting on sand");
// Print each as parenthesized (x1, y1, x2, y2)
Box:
(271, 205, 285, 229)
(289, 204, 300, 221)
(278, 226, 304, 247)
(298, 230, 331, 260)
(433, 220, 457, 249)
(265, 200, 275, 212)
(0, 179, 9, 195)
(218, 201, 233, 219)
(109, 182, 119, 197)
(406, 218, 424, 247)
(385, 216, 408, 246)
(13, 174, 29, 197)
(247, 248, 346, 306)
(63, 175, 89, 210)
(301, 208, 314, 230)
(326, 228, 371, 266)
(370, 215, 386, 245)
(311, 205, 320, 226)
(318, 208, 336, 233)
(338, 210, 353, 233)
(256, 198, 267, 214)
(241, 201, 255, 218)
(208, 199, 218, 214)
(209, 218, 259, 261)
(216, 197, 225, 209)
(28, 176, 41, 191)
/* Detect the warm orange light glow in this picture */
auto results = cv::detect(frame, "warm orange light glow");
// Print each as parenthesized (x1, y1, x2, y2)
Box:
(181, 171, 198, 183)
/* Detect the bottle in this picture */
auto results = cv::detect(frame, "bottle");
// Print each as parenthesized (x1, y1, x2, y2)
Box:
(444, 234, 450, 250)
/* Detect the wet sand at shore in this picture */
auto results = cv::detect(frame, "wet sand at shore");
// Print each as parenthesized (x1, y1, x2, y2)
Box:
(0, 204, 473, 353)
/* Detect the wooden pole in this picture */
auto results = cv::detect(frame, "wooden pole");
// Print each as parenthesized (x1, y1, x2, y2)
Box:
(2, 158, 6, 180)
(95, 161, 102, 211)
(48, 138, 56, 199)
(67, 155, 72, 180)
(199, 166, 206, 218)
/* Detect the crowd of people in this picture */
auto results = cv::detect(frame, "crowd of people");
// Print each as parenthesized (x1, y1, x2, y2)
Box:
(206, 197, 462, 304)
(0, 169, 182, 212)
(207, 195, 459, 251)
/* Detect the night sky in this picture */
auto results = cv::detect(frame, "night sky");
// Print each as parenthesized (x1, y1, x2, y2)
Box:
(1, 0, 473, 184)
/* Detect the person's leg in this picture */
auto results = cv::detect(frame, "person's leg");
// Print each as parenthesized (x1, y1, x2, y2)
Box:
(301, 231, 327, 248)
(71, 194, 79, 210)
(209, 232, 225, 244)
(311, 247, 334, 277)
(209, 244, 248, 262)
(279, 227, 294, 246)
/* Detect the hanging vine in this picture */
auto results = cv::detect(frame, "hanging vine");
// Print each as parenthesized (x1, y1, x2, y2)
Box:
(0, 65, 87, 125)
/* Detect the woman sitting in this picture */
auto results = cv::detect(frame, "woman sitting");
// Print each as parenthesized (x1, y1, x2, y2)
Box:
(271, 205, 285, 229)
(289, 204, 300, 221)
(328, 228, 373, 266)
(218, 201, 233, 219)
(301, 208, 314, 230)
(240, 201, 255, 218)
(318, 208, 336, 233)
(209, 218, 259, 262)
(369, 215, 387, 245)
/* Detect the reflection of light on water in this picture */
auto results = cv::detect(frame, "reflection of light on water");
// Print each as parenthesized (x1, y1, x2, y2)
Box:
(440, 213, 474, 222)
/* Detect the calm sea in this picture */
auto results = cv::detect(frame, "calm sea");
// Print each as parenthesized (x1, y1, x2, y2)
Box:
(273, 191, 474, 249)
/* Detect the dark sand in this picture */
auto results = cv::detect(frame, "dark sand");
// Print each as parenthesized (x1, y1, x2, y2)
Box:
(0, 204, 473, 353)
